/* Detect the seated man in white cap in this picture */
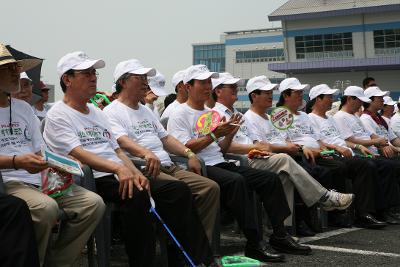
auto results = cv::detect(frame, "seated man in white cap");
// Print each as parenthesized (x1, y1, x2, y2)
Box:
(44, 54, 213, 267)
(11, 71, 33, 104)
(333, 86, 400, 223)
(33, 81, 52, 121)
(212, 74, 353, 236)
(144, 71, 168, 120)
(161, 69, 187, 120)
(103, 59, 219, 243)
(391, 100, 400, 138)
(168, 65, 313, 262)
(0, 42, 42, 267)
(381, 96, 397, 125)
(360, 87, 400, 157)
(0, 46, 105, 266)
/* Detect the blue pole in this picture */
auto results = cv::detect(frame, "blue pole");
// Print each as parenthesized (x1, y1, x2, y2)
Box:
(150, 206, 197, 267)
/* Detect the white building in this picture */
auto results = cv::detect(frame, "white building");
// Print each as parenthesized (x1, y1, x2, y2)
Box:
(268, 0, 400, 96)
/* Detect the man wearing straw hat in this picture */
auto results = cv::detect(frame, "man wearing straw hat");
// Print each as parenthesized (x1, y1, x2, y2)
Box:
(0, 43, 42, 267)
(0, 43, 106, 267)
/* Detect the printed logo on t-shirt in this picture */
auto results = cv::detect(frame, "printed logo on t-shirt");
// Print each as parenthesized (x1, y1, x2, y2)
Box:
(286, 121, 314, 139)
(0, 122, 30, 149)
(265, 126, 285, 144)
(320, 125, 341, 139)
(129, 119, 157, 136)
(77, 125, 111, 147)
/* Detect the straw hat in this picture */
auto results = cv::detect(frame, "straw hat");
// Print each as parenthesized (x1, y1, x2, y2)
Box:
(0, 43, 41, 72)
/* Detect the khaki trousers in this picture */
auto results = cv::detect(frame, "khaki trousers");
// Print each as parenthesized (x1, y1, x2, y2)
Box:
(158, 165, 220, 242)
(249, 153, 327, 226)
(6, 181, 105, 267)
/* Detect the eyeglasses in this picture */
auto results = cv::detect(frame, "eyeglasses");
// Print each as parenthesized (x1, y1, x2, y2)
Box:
(74, 69, 99, 77)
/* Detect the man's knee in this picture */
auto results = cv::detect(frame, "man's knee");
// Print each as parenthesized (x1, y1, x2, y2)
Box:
(33, 197, 59, 225)
(83, 191, 106, 218)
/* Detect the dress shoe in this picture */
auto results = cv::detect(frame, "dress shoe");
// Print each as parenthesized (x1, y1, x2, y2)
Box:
(269, 234, 312, 255)
(354, 214, 387, 229)
(296, 220, 316, 237)
(383, 211, 400, 225)
(245, 241, 285, 263)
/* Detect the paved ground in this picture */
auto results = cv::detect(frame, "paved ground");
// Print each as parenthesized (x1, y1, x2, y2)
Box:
(73, 224, 400, 266)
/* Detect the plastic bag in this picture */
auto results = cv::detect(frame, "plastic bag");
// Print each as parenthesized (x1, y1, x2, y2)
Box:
(41, 167, 75, 198)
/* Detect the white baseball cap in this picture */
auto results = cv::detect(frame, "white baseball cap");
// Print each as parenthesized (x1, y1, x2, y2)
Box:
(309, 84, 339, 100)
(383, 96, 396, 106)
(113, 59, 156, 82)
(20, 72, 32, 81)
(364, 86, 389, 98)
(246, 75, 278, 94)
(278, 77, 310, 93)
(212, 72, 245, 90)
(172, 70, 186, 89)
(344, 86, 371, 103)
(183, 64, 219, 84)
(57, 51, 105, 78)
(148, 71, 168, 97)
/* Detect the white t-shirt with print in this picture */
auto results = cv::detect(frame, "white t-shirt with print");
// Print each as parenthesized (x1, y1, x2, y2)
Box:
(212, 102, 253, 145)
(0, 98, 43, 185)
(282, 111, 320, 148)
(243, 109, 287, 146)
(167, 103, 225, 166)
(308, 113, 352, 153)
(44, 101, 122, 178)
(390, 112, 400, 138)
(360, 114, 397, 142)
(333, 110, 378, 154)
(103, 101, 173, 166)
(161, 100, 181, 121)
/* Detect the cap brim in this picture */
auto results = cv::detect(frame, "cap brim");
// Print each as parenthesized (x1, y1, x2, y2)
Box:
(260, 83, 278, 91)
(74, 59, 105, 70)
(196, 72, 219, 81)
(385, 101, 397, 105)
(292, 84, 310, 90)
(150, 86, 168, 97)
(358, 96, 372, 103)
(130, 67, 156, 77)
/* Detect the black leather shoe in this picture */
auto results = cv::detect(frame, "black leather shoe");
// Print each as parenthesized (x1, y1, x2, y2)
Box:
(296, 220, 316, 237)
(269, 234, 312, 255)
(383, 211, 400, 225)
(245, 241, 285, 263)
(354, 214, 387, 229)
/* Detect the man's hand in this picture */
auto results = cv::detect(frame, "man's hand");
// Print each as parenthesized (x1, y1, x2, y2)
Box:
(358, 145, 374, 157)
(15, 154, 48, 173)
(380, 145, 395, 158)
(374, 137, 389, 147)
(335, 146, 352, 158)
(302, 147, 317, 164)
(187, 156, 202, 175)
(286, 142, 302, 155)
(116, 165, 149, 200)
(213, 114, 242, 138)
(143, 150, 161, 178)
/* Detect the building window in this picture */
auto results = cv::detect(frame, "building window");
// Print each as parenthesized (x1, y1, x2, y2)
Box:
(235, 48, 285, 63)
(374, 28, 400, 56)
(295, 32, 353, 60)
(193, 44, 225, 72)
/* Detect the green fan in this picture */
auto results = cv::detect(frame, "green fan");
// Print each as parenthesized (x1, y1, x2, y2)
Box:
(90, 93, 111, 108)
(220, 256, 261, 267)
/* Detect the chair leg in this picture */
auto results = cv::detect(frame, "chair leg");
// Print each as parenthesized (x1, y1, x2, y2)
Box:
(87, 236, 96, 267)
(211, 207, 221, 257)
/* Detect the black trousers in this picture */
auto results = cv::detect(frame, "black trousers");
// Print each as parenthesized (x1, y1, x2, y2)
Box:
(95, 176, 212, 267)
(0, 194, 39, 267)
(370, 157, 400, 210)
(206, 162, 291, 243)
(296, 156, 376, 215)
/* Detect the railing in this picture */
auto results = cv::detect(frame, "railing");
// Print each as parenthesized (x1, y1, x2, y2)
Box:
(375, 48, 400, 56)
(297, 50, 354, 61)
